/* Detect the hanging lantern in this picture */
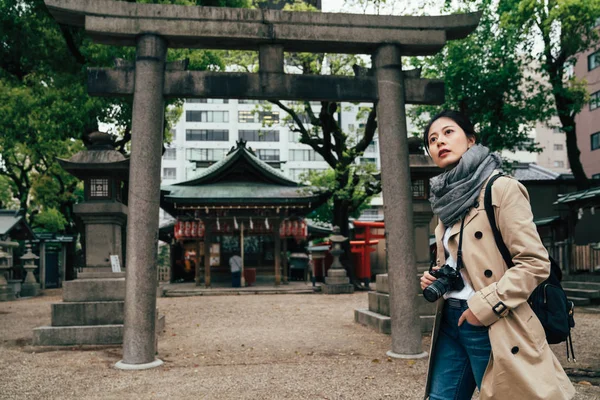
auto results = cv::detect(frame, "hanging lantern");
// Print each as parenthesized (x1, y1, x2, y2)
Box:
(184, 221, 192, 237)
(191, 221, 198, 237)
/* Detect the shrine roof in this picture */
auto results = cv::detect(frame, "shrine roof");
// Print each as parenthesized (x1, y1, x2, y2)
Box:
(161, 140, 328, 208)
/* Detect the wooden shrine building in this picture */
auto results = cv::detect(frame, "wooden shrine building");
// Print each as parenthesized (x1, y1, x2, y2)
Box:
(160, 140, 327, 286)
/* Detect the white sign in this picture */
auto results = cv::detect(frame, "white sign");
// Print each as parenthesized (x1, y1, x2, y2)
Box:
(110, 255, 122, 273)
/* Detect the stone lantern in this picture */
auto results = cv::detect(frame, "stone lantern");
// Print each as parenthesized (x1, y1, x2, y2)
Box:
(57, 131, 129, 272)
(322, 226, 354, 294)
(20, 243, 40, 297)
(0, 246, 15, 301)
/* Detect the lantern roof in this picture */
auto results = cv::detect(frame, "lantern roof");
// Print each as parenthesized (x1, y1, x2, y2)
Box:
(57, 131, 130, 180)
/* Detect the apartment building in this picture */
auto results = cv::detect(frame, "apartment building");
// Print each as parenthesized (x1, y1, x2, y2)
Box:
(573, 18, 600, 179)
(535, 119, 571, 174)
(161, 100, 381, 185)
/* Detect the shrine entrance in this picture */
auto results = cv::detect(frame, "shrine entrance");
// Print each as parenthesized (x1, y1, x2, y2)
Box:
(44, 0, 480, 368)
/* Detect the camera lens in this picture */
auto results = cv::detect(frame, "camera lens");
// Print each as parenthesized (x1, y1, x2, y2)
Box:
(423, 278, 449, 302)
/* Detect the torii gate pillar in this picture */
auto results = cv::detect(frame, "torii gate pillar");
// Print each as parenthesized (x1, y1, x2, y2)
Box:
(116, 34, 167, 370)
(374, 45, 427, 359)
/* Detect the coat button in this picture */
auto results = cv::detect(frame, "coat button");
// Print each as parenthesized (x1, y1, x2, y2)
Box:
(474, 201, 480, 208)
(511, 346, 519, 354)
(475, 231, 483, 239)
(484, 269, 493, 278)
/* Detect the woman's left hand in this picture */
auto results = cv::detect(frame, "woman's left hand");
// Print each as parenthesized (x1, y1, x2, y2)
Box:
(458, 308, 484, 327)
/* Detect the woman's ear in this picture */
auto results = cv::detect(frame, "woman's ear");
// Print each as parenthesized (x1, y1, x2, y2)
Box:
(467, 136, 476, 148)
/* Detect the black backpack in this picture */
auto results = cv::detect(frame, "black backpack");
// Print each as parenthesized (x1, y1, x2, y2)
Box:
(484, 174, 576, 358)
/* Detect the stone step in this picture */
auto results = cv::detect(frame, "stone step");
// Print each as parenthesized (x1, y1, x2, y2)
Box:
(375, 274, 389, 294)
(568, 296, 591, 306)
(563, 275, 600, 283)
(63, 278, 125, 302)
(33, 324, 123, 346)
(354, 309, 433, 334)
(562, 282, 600, 290)
(367, 292, 436, 317)
(354, 309, 390, 334)
(77, 272, 126, 279)
(33, 315, 166, 346)
(562, 288, 600, 299)
(51, 301, 124, 326)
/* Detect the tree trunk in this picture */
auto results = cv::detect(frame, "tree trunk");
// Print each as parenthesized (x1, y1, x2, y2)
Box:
(560, 117, 590, 190)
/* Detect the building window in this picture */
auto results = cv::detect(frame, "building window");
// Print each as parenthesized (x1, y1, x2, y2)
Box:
(553, 144, 564, 151)
(412, 179, 427, 199)
(163, 149, 177, 160)
(185, 111, 229, 122)
(238, 111, 256, 123)
(170, 128, 176, 140)
(590, 91, 600, 111)
(594, 17, 600, 28)
(360, 157, 377, 165)
(289, 168, 310, 181)
(238, 99, 266, 104)
(589, 50, 600, 71)
(239, 130, 279, 142)
(365, 140, 377, 153)
(237, 111, 280, 124)
(163, 168, 176, 179)
(186, 99, 229, 104)
(553, 161, 565, 168)
(289, 149, 324, 162)
(592, 132, 600, 151)
(185, 129, 229, 141)
(288, 131, 300, 143)
(257, 149, 280, 161)
(90, 178, 110, 198)
(186, 148, 227, 161)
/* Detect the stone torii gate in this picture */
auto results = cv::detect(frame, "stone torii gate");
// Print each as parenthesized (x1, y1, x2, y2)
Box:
(44, 0, 480, 369)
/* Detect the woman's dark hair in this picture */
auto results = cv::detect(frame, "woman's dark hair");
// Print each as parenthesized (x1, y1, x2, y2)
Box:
(422, 110, 477, 154)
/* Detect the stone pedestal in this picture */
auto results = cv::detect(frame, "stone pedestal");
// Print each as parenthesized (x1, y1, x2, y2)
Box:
(322, 268, 354, 294)
(0, 248, 15, 301)
(355, 274, 436, 334)
(32, 275, 166, 346)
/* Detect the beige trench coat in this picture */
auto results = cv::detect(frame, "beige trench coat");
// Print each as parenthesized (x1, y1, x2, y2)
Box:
(424, 173, 575, 400)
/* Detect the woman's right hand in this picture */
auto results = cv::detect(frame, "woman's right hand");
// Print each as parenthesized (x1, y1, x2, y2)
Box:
(420, 268, 439, 290)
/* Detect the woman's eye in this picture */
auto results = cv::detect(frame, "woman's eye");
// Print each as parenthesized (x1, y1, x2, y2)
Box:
(429, 137, 437, 143)
(444, 129, 453, 135)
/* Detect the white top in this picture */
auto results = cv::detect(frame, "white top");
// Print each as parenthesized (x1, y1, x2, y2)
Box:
(442, 226, 475, 301)
(229, 255, 242, 273)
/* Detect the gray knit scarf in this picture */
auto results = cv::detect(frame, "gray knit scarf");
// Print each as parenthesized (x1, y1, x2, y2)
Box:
(429, 144, 501, 227)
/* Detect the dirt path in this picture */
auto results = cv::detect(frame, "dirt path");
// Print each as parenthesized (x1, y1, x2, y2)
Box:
(1, 290, 598, 399)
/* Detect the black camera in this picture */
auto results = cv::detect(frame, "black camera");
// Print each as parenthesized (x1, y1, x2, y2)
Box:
(422, 264, 465, 302)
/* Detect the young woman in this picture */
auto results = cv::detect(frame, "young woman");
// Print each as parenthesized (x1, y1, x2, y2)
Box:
(421, 111, 575, 400)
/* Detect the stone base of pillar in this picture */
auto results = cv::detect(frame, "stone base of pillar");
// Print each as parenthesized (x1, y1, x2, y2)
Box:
(386, 350, 428, 359)
(354, 274, 435, 334)
(322, 268, 354, 294)
(115, 358, 164, 371)
(0, 285, 16, 301)
(20, 283, 40, 297)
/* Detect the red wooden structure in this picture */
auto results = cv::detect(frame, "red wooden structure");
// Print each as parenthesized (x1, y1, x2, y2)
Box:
(351, 221, 385, 285)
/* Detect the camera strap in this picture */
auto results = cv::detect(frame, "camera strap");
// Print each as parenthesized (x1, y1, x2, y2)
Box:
(455, 211, 468, 273)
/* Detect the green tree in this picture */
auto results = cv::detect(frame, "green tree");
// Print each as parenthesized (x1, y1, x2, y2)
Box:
(410, 0, 600, 189)
(0, 0, 249, 231)
(408, 0, 547, 155)
(500, 0, 600, 189)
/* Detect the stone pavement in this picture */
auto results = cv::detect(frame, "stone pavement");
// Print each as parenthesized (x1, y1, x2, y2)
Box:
(1, 289, 599, 399)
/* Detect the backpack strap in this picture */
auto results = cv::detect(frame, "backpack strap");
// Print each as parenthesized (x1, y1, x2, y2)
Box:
(484, 173, 515, 268)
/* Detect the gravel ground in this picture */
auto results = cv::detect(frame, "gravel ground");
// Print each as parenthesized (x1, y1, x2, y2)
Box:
(0, 289, 599, 400)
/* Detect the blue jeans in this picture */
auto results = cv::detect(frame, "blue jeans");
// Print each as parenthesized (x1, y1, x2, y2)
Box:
(429, 299, 492, 400)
